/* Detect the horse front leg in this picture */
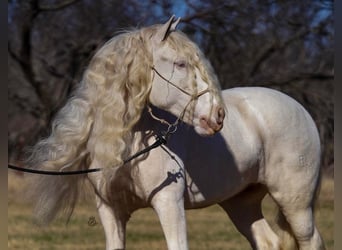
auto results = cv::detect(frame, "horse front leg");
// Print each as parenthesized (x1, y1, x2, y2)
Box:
(153, 193, 188, 250)
(96, 198, 128, 250)
(150, 172, 188, 250)
(88, 166, 128, 250)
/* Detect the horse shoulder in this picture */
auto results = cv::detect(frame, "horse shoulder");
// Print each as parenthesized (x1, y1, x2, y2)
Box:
(221, 88, 266, 170)
(223, 87, 317, 143)
(221, 87, 320, 183)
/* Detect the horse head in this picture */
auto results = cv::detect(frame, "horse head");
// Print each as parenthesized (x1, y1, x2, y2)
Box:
(148, 16, 225, 135)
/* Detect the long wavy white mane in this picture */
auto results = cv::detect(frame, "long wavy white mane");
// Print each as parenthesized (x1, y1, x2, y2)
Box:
(26, 24, 221, 224)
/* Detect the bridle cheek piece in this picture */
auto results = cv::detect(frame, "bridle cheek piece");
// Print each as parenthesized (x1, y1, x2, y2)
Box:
(151, 66, 210, 101)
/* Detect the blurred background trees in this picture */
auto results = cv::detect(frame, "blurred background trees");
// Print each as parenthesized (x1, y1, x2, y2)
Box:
(8, 0, 333, 172)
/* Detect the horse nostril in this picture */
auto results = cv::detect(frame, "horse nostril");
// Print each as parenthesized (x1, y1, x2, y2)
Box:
(200, 117, 207, 124)
(216, 107, 225, 125)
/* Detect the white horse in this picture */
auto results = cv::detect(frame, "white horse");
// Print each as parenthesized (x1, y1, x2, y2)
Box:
(26, 16, 324, 250)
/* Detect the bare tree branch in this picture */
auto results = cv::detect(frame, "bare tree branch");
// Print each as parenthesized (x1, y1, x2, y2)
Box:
(38, 0, 82, 11)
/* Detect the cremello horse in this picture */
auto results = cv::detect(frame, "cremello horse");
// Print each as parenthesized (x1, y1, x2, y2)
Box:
(26, 17, 324, 250)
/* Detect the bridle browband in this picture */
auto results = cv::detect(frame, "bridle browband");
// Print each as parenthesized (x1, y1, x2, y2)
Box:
(8, 67, 212, 175)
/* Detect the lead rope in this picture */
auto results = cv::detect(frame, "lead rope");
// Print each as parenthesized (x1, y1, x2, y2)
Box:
(8, 121, 172, 176)
(7, 105, 183, 176)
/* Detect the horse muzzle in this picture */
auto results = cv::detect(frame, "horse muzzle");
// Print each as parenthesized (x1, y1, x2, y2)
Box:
(196, 107, 225, 136)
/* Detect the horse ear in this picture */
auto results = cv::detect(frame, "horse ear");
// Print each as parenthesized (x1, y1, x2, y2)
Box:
(170, 17, 181, 32)
(155, 15, 181, 42)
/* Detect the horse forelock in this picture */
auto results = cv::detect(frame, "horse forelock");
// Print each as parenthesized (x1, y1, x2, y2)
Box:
(166, 31, 223, 104)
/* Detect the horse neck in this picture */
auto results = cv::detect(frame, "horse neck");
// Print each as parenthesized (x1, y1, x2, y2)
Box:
(131, 106, 178, 148)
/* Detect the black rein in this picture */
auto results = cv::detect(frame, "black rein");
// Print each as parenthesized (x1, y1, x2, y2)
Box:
(8, 134, 168, 176)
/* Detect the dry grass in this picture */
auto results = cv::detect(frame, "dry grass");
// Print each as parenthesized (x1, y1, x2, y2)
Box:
(8, 172, 333, 249)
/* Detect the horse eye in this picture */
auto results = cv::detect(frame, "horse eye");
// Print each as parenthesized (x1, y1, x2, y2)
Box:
(174, 60, 187, 69)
